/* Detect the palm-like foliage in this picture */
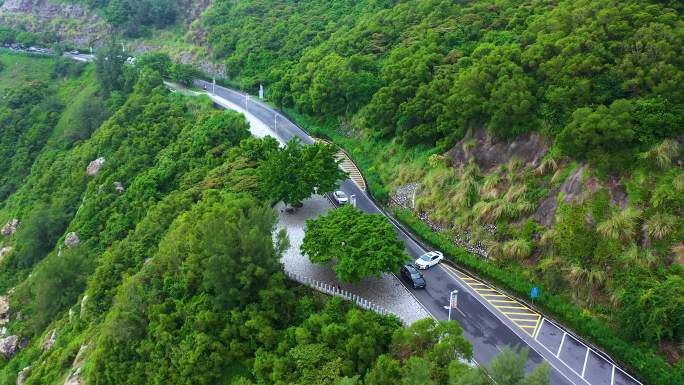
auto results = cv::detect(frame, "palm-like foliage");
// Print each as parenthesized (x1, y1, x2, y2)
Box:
(619, 244, 660, 269)
(505, 158, 523, 183)
(566, 265, 607, 303)
(550, 167, 565, 184)
(643, 139, 680, 169)
(480, 173, 501, 199)
(671, 244, 684, 264)
(502, 239, 532, 260)
(673, 173, 684, 192)
(534, 157, 558, 176)
(596, 208, 641, 242)
(643, 213, 677, 241)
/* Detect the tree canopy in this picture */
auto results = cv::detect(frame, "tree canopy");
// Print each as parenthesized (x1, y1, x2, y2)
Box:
(302, 205, 409, 282)
(259, 139, 348, 206)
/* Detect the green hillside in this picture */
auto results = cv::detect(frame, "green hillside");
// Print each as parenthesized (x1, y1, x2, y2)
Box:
(0, 51, 553, 385)
(0, 0, 683, 383)
(191, 0, 684, 383)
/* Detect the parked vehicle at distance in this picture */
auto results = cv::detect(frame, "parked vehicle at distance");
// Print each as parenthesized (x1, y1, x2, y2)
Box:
(414, 251, 444, 269)
(70, 50, 80, 55)
(400, 264, 426, 289)
(332, 190, 348, 205)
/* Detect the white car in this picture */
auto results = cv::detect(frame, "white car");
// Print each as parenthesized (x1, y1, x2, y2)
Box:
(414, 251, 444, 269)
(333, 190, 348, 205)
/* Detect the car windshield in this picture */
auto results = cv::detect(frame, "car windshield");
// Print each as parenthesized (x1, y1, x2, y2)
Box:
(420, 254, 432, 261)
(410, 273, 422, 279)
(336, 191, 346, 198)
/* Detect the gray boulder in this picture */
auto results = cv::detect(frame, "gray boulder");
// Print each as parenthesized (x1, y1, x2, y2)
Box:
(1, 219, 19, 236)
(0, 296, 9, 325)
(64, 232, 80, 248)
(42, 329, 57, 351)
(0, 335, 18, 359)
(86, 157, 105, 176)
(17, 366, 30, 385)
(64, 368, 84, 385)
(0, 246, 11, 261)
(113, 181, 125, 193)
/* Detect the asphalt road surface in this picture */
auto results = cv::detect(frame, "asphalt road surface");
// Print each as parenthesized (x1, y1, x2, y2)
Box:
(191, 79, 642, 385)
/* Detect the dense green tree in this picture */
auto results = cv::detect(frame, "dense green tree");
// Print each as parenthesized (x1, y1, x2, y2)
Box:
(617, 267, 684, 344)
(95, 42, 128, 94)
(557, 100, 636, 171)
(169, 63, 199, 86)
(136, 52, 172, 76)
(302, 205, 409, 282)
(259, 139, 347, 207)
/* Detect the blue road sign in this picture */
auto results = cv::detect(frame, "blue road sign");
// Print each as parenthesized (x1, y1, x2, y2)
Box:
(530, 287, 540, 300)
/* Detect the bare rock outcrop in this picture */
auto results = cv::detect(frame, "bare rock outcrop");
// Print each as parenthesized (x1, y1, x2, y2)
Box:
(42, 329, 57, 351)
(447, 128, 549, 172)
(64, 368, 84, 385)
(1, 219, 19, 236)
(113, 181, 125, 194)
(0, 296, 9, 325)
(79, 296, 88, 318)
(17, 366, 30, 385)
(86, 157, 105, 176)
(0, 246, 13, 261)
(0, 0, 110, 47)
(0, 335, 18, 359)
(64, 232, 80, 248)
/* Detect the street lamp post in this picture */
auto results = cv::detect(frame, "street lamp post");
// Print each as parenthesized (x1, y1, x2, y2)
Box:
(448, 289, 459, 321)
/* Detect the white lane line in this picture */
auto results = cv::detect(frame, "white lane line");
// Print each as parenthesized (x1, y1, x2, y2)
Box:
(441, 266, 588, 385)
(581, 348, 590, 378)
(534, 317, 545, 340)
(557, 332, 567, 357)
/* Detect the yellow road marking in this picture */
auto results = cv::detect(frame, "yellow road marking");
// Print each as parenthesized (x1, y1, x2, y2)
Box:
(442, 264, 543, 337)
(494, 305, 528, 310)
(509, 317, 540, 323)
(502, 311, 539, 316)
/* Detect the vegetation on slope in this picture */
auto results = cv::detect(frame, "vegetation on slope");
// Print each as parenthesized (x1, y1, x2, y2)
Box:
(0, 51, 551, 385)
(193, 0, 684, 383)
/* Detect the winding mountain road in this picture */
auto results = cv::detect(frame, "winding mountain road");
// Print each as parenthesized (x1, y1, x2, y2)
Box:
(191, 79, 645, 385)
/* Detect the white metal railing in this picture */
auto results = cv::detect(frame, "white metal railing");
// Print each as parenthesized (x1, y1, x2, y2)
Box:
(284, 270, 406, 325)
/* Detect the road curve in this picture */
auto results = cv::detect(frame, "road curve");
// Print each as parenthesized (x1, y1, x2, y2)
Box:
(193, 79, 643, 385)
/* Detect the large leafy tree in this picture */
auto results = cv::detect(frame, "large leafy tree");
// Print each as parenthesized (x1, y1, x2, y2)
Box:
(259, 139, 347, 207)
(301, 205, 408, 282)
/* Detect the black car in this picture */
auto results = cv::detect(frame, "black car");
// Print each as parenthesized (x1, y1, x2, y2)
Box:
(400, 264, 426, 289)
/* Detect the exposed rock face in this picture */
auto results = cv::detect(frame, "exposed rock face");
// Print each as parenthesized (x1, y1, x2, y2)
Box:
(113, 181, 125, 194)
(17, 366, 30, 385)
(73, 344, 89, 369)
(64, 232, 80, 248)
(0, 296, 9, 325)
(42, 329, 57, 351)
(447, 128, 549, 172)
(86, 158, 105, 176)
(533, 165, 587, 226)
(0, 246, 13, 260)
(0, 0, 110, 47)
(79, 296, 88, 318)
(64, 368, 85, 385)
(1, 219, 19, 236)
(0, 335, 18, 359)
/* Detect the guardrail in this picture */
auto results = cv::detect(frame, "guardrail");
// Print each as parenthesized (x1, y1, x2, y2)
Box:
(284, 269, 406, 325)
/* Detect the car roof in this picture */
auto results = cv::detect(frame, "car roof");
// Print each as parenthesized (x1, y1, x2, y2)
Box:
(403, 264, 419, 272)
